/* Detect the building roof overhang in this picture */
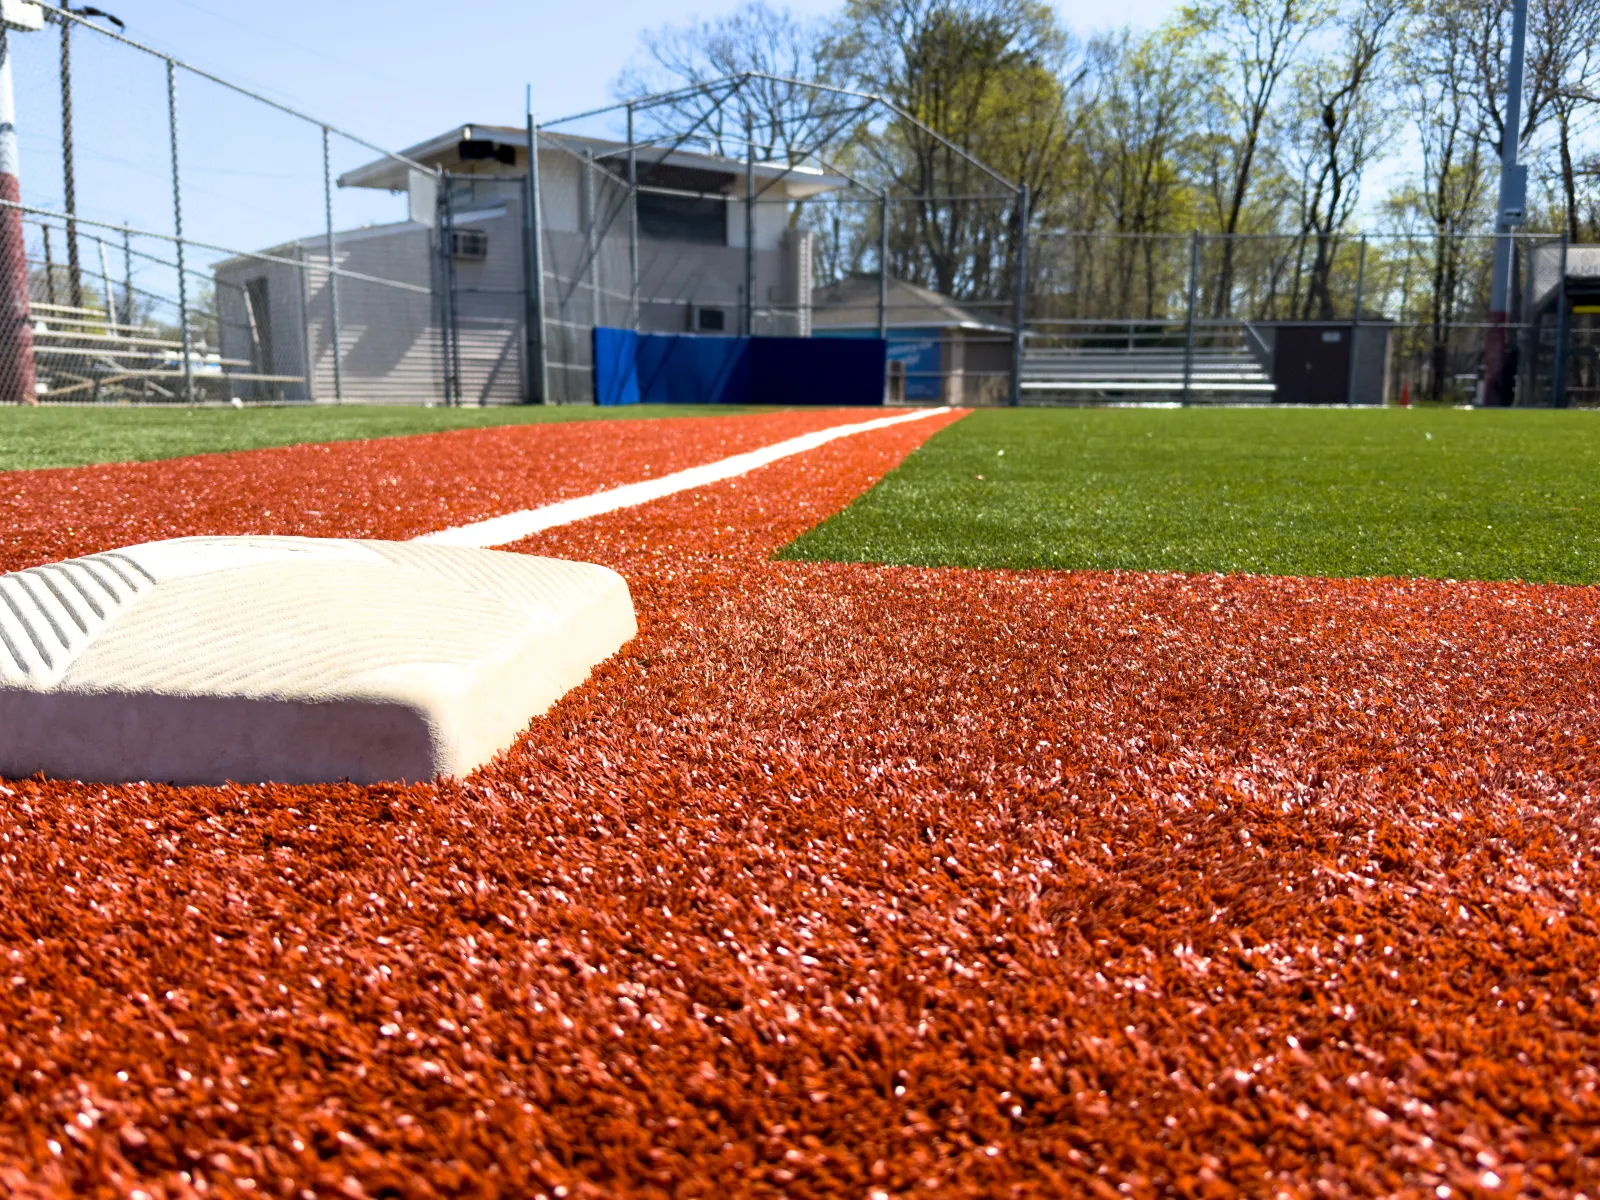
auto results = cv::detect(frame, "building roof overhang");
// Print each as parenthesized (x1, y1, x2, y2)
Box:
(338, 124, 846, 199)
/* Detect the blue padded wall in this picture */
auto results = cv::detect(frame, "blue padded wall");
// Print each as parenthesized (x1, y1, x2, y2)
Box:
(592, 327, 640, 406)
(636, 334, 751, 405)
(593, 329, 887, 407)
(750, 337, 887, 407)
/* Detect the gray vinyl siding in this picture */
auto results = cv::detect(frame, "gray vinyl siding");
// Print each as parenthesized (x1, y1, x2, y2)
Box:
(216, 207, 529, 407)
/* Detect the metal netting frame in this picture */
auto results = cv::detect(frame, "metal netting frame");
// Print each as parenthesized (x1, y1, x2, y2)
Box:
(528, 72, 1025, 406)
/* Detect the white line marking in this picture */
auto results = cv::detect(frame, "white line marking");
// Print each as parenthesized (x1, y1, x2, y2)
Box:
(417, 407, 954, 549)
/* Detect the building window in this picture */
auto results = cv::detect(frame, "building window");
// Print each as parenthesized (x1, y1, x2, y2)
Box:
(695, 306, 727, 333)
(450, 229, 488, 260)
(638, 192, 726, 245)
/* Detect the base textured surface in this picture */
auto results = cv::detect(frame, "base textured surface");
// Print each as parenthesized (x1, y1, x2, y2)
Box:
(0, 538, 635, 784)
(1, 410, 1599, 1198)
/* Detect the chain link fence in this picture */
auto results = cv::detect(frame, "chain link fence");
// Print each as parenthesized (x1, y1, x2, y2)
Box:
(1, 2, 465, 407)
(1021, 230, 1592, 407)
(1, 7, 1592, 411)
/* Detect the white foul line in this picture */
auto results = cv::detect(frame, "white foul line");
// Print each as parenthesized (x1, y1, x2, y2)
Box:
(416, 407, 954, 549)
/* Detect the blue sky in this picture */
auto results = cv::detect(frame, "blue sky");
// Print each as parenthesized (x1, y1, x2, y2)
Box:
(11, 0, 1180, 304)
(51, 0, 1183, 141)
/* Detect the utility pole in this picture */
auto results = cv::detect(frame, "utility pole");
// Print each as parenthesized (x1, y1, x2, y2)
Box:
(1484, 0, 1529, 407)
(1, 6, 43, 406)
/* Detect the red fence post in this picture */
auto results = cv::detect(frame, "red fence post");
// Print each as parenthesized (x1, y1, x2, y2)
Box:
(0, 21, 39, 406)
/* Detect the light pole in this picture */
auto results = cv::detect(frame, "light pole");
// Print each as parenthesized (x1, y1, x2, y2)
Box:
(1484, 0, 1529, 407)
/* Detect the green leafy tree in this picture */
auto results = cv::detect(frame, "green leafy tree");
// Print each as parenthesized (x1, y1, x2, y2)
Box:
(828, 0, 1085, 301)
(1185, 0, 1332, 315)
(1391, 0, 1492, 402)
(1287, 0, 1405, 318)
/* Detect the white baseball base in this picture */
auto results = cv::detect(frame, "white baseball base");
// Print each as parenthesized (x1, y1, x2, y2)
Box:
(0, 537, 636, 785)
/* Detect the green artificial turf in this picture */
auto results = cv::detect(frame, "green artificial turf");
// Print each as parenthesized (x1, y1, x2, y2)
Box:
(0, 404, 750, 473)
(782, 407, 1600, 585)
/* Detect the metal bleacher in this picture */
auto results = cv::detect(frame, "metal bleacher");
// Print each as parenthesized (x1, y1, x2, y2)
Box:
(31, 301, 303, 404)
(1020, 320, 1276, 403)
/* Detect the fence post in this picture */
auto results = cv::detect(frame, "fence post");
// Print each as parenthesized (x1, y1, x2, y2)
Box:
(296, 243, 316, 402)
(524, 111, 548, 404)
(320, 126, 342, 404)
(121, 227, 132, 326)
(42, 224, 55, 304)
(166, 60, 194, 403)
(1010, 183, 1028, 408)
(1345, 235, 1366, 407)
(626, 103, 639, 333)
(1516, 236, 1538, 407)
(58, 12, 82, 310)
(744, 113, 755, 337)
(0, 24, 37, 406)
(95, 235, 114, 330)
(877, 191, 887, 340)
(436, 171, 451, 404)
(439, 169, 462, 406)
(1182, 231, 1199, 406)
(584, 150, 599, 331)
(1551, 234, 1570, 408)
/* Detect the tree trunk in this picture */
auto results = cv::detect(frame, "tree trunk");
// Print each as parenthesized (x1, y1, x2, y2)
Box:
(1557, 111, 1579, 243)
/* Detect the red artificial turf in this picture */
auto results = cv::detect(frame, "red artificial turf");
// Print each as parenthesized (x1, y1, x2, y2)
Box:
(3, 408, 1600, 1198)
(0, 408, 872, 573)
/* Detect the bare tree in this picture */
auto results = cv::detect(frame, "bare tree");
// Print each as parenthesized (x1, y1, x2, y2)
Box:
(1073, 27, 1205, 318)
(1396, 0, 1492, 402)
(829, 0, 1083, 300)
(1188, 0, 1331, 315)
(1289, 0, 1404, 319)
(1536, 0, 1600, 241)
(1461, 0, 1584, 162)
(617, 3, 853, 164)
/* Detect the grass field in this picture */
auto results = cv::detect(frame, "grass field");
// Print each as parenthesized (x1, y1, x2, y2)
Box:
(783, 407, 1600, 584)
(0, 403, 746, 472)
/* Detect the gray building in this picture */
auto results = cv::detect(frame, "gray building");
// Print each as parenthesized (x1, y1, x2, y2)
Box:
(215, 126, 840, 405)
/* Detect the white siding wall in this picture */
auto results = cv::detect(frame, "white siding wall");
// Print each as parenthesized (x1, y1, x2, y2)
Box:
(539, 154, 583, 233)
(726, 197, 789, 251)
(218, 207, 529, 406)
(302, 223, 442, 403)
